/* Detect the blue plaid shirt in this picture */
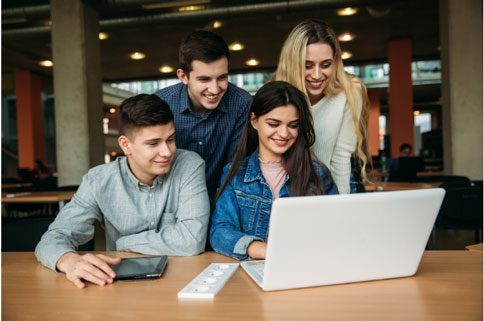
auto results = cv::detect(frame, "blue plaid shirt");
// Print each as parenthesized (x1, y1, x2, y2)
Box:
(155, 82, 252, 201)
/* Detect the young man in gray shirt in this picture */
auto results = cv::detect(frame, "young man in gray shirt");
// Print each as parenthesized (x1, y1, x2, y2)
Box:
(35, 94, 210, 288)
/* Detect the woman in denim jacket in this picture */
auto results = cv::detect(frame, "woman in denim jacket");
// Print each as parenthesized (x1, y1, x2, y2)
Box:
(210, 81, 338, 260)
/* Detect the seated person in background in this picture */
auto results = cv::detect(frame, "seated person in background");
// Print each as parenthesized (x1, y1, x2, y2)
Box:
(32, 159, 50, 178)
(35, 94, 210, 288)
(209, 81, 338, 260)
(154, 31, 252, 202)
(388, 143, 423, 182)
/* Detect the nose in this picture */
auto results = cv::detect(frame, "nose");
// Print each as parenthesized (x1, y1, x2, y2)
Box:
(311, 66, 321, 79)
(278, 125, 289, 138)
(208, 80, 219, 94)
(158, 142, 173, 158)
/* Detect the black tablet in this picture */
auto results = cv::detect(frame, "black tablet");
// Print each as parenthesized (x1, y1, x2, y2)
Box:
(110, 256, 168, 281)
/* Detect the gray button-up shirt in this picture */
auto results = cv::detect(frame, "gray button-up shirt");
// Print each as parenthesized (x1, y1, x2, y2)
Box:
(35, 149, 210, 271)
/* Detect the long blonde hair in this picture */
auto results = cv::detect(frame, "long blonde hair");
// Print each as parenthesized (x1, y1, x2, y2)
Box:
(272, 18, 370, 179)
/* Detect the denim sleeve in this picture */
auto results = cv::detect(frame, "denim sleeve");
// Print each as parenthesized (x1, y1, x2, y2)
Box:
(116, 156, 210, 256)
(35, 173, 102, 271)
(210, 168, 262, 260)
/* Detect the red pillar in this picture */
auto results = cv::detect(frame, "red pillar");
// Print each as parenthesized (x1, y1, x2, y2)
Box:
(14, 70, 45, 169)
(388, 39, 414, 158)
(367, 88, 381, 156)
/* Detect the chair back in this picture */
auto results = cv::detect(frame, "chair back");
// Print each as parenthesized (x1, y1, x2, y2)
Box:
(2, 217, 95, 252)
(436, 184, 483, 230)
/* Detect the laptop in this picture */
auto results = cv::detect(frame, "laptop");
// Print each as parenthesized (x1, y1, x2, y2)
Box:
(241, 188, 445, 291)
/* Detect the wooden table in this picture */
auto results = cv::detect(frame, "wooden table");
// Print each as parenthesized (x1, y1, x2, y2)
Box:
(2, 190, 75, 210)
(466, 243, 483, 253)
(2, 182, 33, 189)
(364, 181, 442, 192)
(2, 251, 482, 321)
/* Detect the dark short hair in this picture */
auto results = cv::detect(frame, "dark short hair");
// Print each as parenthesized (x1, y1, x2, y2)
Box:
(179, 30, 230, 74)
(119, 94, 173, 137)
(400, 143, 412, 152)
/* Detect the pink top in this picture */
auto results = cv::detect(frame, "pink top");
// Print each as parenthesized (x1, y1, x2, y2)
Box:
(259, 158, 286, 200)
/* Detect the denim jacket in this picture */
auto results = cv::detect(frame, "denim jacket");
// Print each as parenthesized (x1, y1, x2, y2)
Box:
(209, 148, 338, 260)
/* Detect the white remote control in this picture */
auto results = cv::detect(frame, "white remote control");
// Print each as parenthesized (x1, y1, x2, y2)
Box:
(178, 263, 239, 299)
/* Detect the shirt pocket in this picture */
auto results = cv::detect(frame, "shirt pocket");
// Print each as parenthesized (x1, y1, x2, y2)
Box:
(235, 192, 259, 233)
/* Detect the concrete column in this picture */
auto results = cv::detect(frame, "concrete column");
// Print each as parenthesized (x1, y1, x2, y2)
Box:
(14, 70, 45, 169)
(440, 0, 483, 179)
(51, 0, 104, 186)
(367, 88, 381, 156)
(388, 39, 414, 158)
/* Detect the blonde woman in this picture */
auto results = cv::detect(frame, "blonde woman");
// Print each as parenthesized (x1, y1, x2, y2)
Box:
(272, 18, 370, 194)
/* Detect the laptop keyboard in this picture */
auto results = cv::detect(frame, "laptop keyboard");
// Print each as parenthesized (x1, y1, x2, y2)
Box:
(248, 260, 265, 279)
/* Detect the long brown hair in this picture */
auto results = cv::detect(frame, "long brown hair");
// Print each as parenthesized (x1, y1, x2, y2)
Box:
(272, 19, 371, 179)
(214, 81, 333, 204)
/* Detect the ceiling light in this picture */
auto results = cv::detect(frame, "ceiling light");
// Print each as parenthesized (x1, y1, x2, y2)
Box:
(110, 151, 117, 157)
(39, 60, 53, 67)
(338, 32, 356, 42)
(246, 59, 259, 66)
(179, 5, 204, 12)
(99, 32, 109, 40)
(341, 51, 353, 60)
(142, 0, 210, 10)
(337, 7, 358, 16)
(109, 108, 116, 114)
(413, 110, 421, 115)
(130, 52, 146, 60)
(159, 66, 174, 73)
(229, 42, 244, 51)
(213, 20, 222, 29)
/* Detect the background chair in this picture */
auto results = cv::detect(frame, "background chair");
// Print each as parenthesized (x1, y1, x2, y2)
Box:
(431, 181, 483, 249)
(2, 216, 95, 252)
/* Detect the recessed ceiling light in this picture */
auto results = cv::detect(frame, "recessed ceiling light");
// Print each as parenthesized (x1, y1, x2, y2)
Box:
(109, 108, 116, 114)
(110, 151, 117, 156)
(99, 32, 109, 40)
(246, 59, 259, 66)
(338, 32, 356, 42)
(229, 42, 244, 51)
(413, 110, 421, 115)
(159, 66, 174, 73)
(337, 7, 358, 16)
(39, 60, 53, 67)
(213, 20, 222, 29)
(130, 52, 146, 60)
(179, 5, 204, 12)
(341, 51, 353, 60)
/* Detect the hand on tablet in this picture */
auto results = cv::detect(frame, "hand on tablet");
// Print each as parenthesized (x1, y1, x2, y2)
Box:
(56, 252, 122, 289)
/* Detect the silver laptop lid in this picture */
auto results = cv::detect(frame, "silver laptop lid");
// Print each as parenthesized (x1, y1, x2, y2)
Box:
(262, 188, 445, 291)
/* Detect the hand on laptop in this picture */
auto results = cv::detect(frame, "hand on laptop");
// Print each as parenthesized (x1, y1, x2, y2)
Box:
(56, 252, 121, 288)
(248, 241, 267, 259)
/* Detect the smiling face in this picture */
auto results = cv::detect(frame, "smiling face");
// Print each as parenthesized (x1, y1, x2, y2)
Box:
(251, 104, 299, 162)
(118, 122, 176, 186)
(177, 57, 229, 117)
(304, 42, 335, 105)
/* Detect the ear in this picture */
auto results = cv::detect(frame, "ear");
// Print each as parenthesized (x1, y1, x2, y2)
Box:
(177, 69, 189, 85)
(250, 112, 258, 130)
(118, 135, 132, 156)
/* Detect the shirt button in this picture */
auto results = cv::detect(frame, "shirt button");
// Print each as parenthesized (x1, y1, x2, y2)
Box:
(198, 141, 203, 145)
(151, 221, 155, 226)
(149, 193, 152, 197)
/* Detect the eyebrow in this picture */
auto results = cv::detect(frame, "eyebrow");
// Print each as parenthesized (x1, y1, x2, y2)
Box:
(195, 73, 228, 80)
(266, 118, 299, 123)
(305, 59, 333, 63)
(143, 131, 176, 142)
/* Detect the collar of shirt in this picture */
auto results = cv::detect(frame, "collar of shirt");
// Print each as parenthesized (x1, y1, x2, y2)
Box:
(120, 156, 164, 190)
(179, 84, 228, 116)
(243, 148, 290, 186)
